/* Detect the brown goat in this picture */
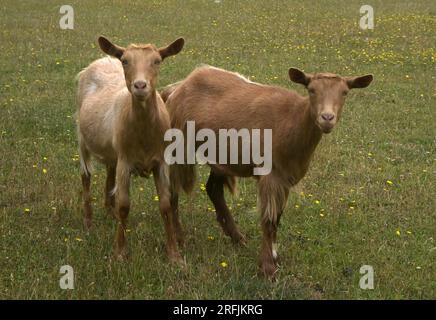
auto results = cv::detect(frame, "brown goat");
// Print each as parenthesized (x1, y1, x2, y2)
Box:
(162, 65, 373, 278)
(76, 36, 184, 262)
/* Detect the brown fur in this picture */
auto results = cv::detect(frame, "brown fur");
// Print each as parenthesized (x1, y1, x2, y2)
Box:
(76, 36, 184, 263)
(163, 65, 373, 278)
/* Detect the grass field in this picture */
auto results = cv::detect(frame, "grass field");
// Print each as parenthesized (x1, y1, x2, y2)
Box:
(0, 0, 435, 299)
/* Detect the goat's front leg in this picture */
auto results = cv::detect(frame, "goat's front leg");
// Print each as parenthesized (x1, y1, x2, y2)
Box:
(114, 159, 131, 261)
(257, 175, 289, 280)
(170, 190, 184, 247)
(153, 163, 184, 265)
(104, 165, 116, 218)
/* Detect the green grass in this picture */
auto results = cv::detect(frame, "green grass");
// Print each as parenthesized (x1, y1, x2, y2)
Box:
(0, 0, 435, 299)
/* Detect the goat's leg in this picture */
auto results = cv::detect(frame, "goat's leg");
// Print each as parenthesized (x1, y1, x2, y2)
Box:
(81, 172, 93, 230)
(257, 175, 289, 280)
(104, 165, 116, 218)
(206, 171, 246, 245)
(170, 191, 184, 247)
(271, 211, 283, 264)
(153, 164, 184, 265)
(114, 160, 131, 261)
(79, 139, 93, 229)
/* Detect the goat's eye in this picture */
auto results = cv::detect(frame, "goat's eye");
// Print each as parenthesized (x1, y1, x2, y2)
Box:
(154, 59, 161, 65)
(121, 59, 128, 66)
(308, 88, 315, 95)
(342, 90, 348, 96)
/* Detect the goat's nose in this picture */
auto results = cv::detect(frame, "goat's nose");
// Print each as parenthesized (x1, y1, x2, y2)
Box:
(134, 81, 147, 89)
(321, 113, 335, 121)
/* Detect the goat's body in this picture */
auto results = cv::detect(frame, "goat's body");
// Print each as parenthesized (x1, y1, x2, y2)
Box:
(77, 57, 126, 168)
(77, 57, 169, 175)
(164, 65, 325, 278)
(166, 65, 322, 185)
(165, 64, 372, 279)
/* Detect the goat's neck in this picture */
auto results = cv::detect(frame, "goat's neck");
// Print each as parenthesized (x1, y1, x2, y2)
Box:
(280, 97, 323, 185)
(130, 91, 159, 130)
(292, 98, 323, 153)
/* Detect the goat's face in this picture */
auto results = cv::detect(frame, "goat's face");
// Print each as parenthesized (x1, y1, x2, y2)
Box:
(98, 36, 184, 101)
(289, 68, 373, 134)
(119, 47, 162, 99)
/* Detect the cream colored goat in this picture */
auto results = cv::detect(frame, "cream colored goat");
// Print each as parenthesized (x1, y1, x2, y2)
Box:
(76, 36, 184, 262)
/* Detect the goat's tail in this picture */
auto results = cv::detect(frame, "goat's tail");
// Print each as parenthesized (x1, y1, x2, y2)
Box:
(78, 137, 92, 177)
(160, 81, 182, 103)
(170, 164, 196, 195)
(75, 69, 92, 176)
(224, 175, 238, 195)
(75, 69, 87, 112)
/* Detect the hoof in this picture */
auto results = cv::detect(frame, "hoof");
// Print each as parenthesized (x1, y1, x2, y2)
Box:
(106, 206, 116, 219)
(231, 231, 247, 247)
(114, 247, 129, 262)
(259, 262, 278, 281)
(83, 218, 92, 230)
(176, 234, 185, 248)
(168, 251, 186, 268)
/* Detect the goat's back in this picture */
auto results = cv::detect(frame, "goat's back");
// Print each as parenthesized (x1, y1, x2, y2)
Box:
(76, 57, 128, 165)
(166, 65, 306, 137)
(166, 66, 313, 178)
(77, 57, 125, 108)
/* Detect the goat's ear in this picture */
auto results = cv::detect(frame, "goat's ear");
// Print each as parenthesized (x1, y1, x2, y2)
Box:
(346, 74, 373, 89)
(289, 68, 311, 86)
(98, 36, 125, 59)
(159, 38, 185, 60)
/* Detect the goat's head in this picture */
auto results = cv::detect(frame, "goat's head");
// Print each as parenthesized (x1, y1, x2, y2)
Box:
(98, 36, 184, 100)
(289, 68, 373, 134)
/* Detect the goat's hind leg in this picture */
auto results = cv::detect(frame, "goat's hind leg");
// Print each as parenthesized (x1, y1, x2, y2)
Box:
(79, 143, 93, 230)
(206, 171, 246, 245)
(257, 175, 289, 280)
(104, 164, 116, 219)
(81, 172, 92, 230)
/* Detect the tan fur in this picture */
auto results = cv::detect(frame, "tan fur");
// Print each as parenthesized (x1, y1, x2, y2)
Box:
(76, 36, 184, 263)
(164, 65, 373, 278)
